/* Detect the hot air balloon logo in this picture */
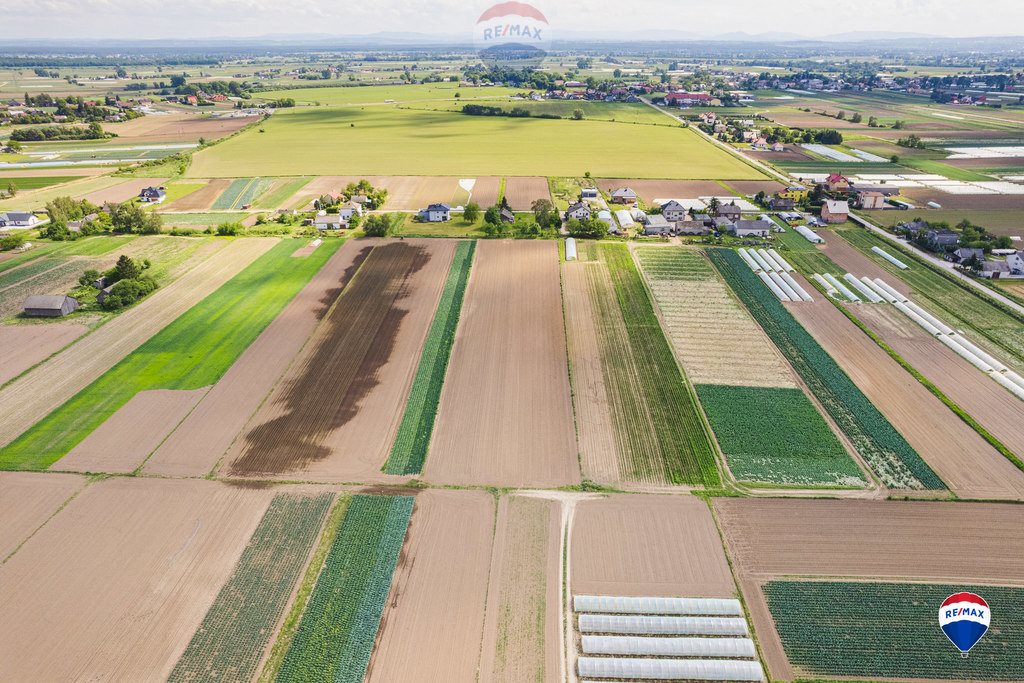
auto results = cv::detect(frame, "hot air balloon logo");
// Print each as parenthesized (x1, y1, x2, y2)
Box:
(473, 2, 552, 67)
(938, 592, 990, 657)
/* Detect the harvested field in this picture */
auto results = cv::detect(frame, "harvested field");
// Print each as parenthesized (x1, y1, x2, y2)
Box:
(0, 166, 109, 178)
(80, 177, 168, 205)
(0, 478, 274, 681)
(367, 490, 495, 682)
(226, 240, 456, 481)
(817, 228, 911, 296)
(715, 498, 1024, 583)
(169, 492, 333, 683)
(426, 240, 579, 488)
(744, 147, 816, 163)
(856, 304, 1024, 460)
(470, 176, 501, 207)
(788, 290, 1024, 500)
(163, 179, 230, 211)
(571, 494, 736, 598)
(105, 113, 256, 143)
(901, 187, 1024, 210)
(0, 238, 263, 453)
(146, 239, 372, 477)
(725, 179, 786, 195)
(503, 176, 550, 210)
(409, 176, 460, 210)
(297, 176, 439, 211)
(635, 247, 796, 388)
(479, 494, 562, 683)
(58, 388, 208, 474)
(0, 471, 87, 560)
(0, 323, 88, 386)
(596, 179, 728, 204)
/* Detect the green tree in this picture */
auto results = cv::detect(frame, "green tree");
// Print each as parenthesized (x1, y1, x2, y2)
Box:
(110, 200, 162, 234)
(463, 202, 480, 222)
(484, 205, 502, 225)
(6, 181, 16, 197)
(531, 198, 557, 229)
(572, 108, 585, 120)
(112, 254, 141, 281)
(850, 112, 863, 123)
(362, 214, 391, 237)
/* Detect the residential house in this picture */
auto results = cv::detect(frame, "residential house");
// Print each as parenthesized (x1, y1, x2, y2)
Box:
(499, 206, 515, 224)
(730, 220, 773, 238)
(313, 213, 347, 230)
(68, 213, 99, 233)
(0, 212, 41, 228)
(926, 229, 960, 251)
(423, 203, 451, 222)
(898, 220, 930, 236)
(771, 142, 785, 152)
(824, 174, 850, 192)
(712, 216, 734, 232)
(768, 196, 796, 211)
(980, 261, 1010, 279)
(856, 191, 887, 210)
(778, 185, 809, 202)
(609, 188, 638, 204)
(1008, 251, 1024, 275)
(580, 187, 600, 200)
(138, 187, 166, 203)
(23, 295, 78, 318)
(643, 215, 672, 236)
(716, 203, 742, 221)
(565, 201, 591, 221)
(676, 220, 709, 236)
(660, 200, 688, 222)
(821, 200, 849, 224)
(951, 247, 985, 264)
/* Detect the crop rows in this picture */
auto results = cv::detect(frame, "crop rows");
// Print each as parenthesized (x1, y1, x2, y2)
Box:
(708, 248, 944, 490)
(696, 384, 864, 487)
(276, 494, 413, 683)
(599, 244, 720, 487)
(765, 581, 1024, 680)
(840, 228, 1024, 373)
(385, 240, 475, 474)
(0, 239, 341, 470)
(169, 493, 333, 683)
(212, 177, 273, 210)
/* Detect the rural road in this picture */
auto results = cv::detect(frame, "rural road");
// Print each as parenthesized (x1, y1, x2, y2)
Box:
(641, 97, 1024, 317)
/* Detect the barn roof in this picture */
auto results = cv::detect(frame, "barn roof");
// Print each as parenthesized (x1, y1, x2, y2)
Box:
(23, 295, 71, 310)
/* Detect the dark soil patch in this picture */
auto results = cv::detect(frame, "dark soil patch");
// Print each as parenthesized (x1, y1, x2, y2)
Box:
(315, 244, 373, 320)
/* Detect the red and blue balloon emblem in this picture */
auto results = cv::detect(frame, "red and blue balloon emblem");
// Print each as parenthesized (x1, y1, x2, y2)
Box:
(938, 592, 990, 656)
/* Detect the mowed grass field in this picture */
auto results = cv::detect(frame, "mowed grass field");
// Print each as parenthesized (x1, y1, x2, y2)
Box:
(187, 107, 765, 179)
(256, 83, 522, 106)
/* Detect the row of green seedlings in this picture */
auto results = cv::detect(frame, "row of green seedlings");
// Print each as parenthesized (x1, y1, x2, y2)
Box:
(384, 240, 475, 474)
(212, 177, 271, 210)
(764, 580, 1024, 680)
(707, 248, 944, 490)
(169, 493, 334, 683)
(634, 247, 863, 488)
(600, 244, 720, 487)
(276, 494, 413, 683)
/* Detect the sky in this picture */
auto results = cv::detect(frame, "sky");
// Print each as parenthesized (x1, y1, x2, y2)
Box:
(2, 0, 1023, 41)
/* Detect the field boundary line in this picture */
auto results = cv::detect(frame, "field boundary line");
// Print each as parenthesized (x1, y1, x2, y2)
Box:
(1, 474, 94, 565)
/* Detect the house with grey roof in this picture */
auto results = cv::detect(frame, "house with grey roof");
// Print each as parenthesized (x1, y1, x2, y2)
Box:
(660, 200, 688, 222)
(717, 203, 742, 221)
(609, 187, 638, 204)
(0, 212, 41, 228)
(730, 219, 773, 237)
(643, 214, 672, 236)
(23, 295, 78, 317)
(565, 201, 591, 221)
(423, 203, 451, 222)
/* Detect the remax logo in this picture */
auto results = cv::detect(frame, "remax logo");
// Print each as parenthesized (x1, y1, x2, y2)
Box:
(473, 2, 551, 66)
(938, 592, 990, 657)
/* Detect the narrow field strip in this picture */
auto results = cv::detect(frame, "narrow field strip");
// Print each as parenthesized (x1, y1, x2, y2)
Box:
(276, 494, 413, 683)
(212, 177, 272, 210)
(0, 239, 339, 470)
(254, 177, 313, 209)
(384, 240, 475, 474)
(169, 493, 334, 683)
(708, 248, 944, 490)
(764, 581, 1024, 680)
(600, 244, 720, 487)
(696, 384, 864, 487)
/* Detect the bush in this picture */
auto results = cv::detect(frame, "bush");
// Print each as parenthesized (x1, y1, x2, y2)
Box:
(1, 234, 26, 251)
(216, 222, 244, 236)
(100, 276, 157, 310)
(362, 214, 392, 237)
(463, 202, 480, 222)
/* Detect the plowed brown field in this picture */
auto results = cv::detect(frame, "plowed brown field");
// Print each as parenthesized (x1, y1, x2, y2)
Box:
(146, 239, 374, 477)
(471, 176, 501, 207)
(58, 388, 208, 474)
(426, 240, 579, 488)
(0, 238, 269, 447)
(80, 178, 168, 205)
(0, 478, 273, 681)
(786, 279, 1024, 500)
(164, 179, 230, 211)
(819, 229, 912, 296)
(503, 176, 550, 210)
(0, 471, 87, 560)
(571, 494, 736, 598)
(479, 494, 562, 683)
(596, 179, 727, 203)
(225, 239, 455, 481)
(0, 323, 88, 386)
(367, 489, 495, 682)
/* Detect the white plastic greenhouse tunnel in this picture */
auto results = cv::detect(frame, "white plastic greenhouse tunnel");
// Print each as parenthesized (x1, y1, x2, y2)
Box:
(577, 657, 765, 681)
(573, 596, 743, 616)
(581, 635, 756, 658)
(577, 614, 749, 636)
(565, 237, 577, 261)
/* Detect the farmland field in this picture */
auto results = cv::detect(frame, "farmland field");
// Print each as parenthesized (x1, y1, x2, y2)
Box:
(0, 175, 82, 192)
(0, 471, 86, 560)
(186, 106, 767, 179)
(765, 581, 1024, 680)
(601, 244, 721, 486)
(169, 493, 333, 683)
(385, 240, 474, 475)
(709, 248, 943, 490)
(252, 176, 313, 209)
(276, 494, 413, 683)
(0, 238, 334, 470)
(255, 83, 522, 106)
(211, 177, 274, 210)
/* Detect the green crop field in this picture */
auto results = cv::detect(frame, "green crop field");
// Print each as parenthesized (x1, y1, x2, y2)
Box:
(870, 209, 1024, 234)
(600, 244, 720, 487)
(0, 175, 83, 192)
(187, 106, 766, 179)
(696, 384, 865, 487)
(212, 177, 274, 210)
(407, 99, 677, 126)
(276, 494, 412, 683)
(0, 175, 123, 211)
(256, 83, 522, 106)
(0, 238, 341, 470)
(385, 240, 474, 475)
(169, 493, 333, 683)
(253, 177, 313, 209)
(159, 211, 249, 226)
(765, 581, 1024, 680)
(838, 228, 1024, 373)
(709, 248, 944, 490)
